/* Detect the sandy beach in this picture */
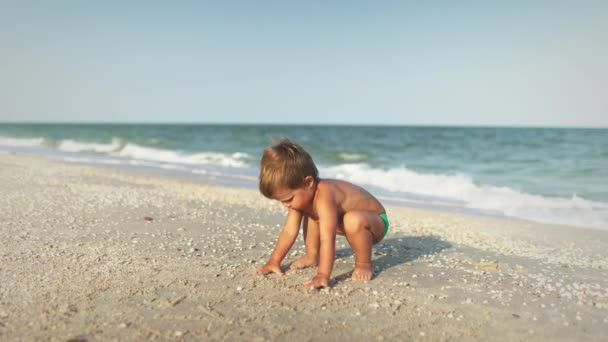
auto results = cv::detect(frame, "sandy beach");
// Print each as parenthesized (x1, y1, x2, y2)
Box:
(1, 153, 607, 341)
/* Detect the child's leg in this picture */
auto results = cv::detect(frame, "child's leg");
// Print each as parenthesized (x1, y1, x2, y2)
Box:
(290, 215, 320, 269)
(342, 211, 385, 281)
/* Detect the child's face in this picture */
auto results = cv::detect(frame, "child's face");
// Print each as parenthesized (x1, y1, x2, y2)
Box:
(272, 176, 315, 211)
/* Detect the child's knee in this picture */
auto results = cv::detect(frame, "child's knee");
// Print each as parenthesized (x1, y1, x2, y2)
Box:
(342, 212, 367, 234)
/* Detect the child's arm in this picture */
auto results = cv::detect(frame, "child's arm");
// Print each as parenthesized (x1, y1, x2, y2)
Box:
(256, 209, 303, 276)
(304, 191, 337, 288)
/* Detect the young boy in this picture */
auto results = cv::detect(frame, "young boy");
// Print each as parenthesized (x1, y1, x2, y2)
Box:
(256, 139, 389, 288)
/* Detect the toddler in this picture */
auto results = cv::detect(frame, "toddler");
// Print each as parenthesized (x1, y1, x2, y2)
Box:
(256, 139, 389, 288)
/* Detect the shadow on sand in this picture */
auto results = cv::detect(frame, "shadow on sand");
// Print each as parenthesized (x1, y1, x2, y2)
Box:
(333, 235, 452, 283)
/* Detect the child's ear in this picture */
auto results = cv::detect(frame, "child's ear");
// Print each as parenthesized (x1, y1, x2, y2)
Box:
(304, 176, 314, 188)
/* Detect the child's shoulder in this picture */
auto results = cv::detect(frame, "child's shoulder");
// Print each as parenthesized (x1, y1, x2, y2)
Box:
(315, 179, 339, 196)
(317, 178, 340, 190)
(317, 178, 358, 196)
(319, 178, 376, 200)
(319, 178, 355, 188)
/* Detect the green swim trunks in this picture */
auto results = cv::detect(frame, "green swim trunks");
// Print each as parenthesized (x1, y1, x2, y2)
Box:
(377, 213, 389, 244)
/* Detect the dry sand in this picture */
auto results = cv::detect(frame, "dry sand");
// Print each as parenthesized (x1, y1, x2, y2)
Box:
(0, 153, 607, 341)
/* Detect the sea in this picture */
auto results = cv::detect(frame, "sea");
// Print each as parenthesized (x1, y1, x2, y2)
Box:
(1, 124, 606, 230)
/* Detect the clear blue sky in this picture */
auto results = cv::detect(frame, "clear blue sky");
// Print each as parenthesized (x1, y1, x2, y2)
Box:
(1, 1, 607, 127)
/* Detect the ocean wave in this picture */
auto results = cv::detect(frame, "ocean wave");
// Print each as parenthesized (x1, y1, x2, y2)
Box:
(58, 138, 123, 153)
(321, 163, 608, 229)
(114, 143, 252, 167)
(0, 135, 45, 147)
(2, 133, 255, 169)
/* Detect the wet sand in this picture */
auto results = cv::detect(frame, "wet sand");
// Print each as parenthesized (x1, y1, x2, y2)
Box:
(1, 153, 607, 341)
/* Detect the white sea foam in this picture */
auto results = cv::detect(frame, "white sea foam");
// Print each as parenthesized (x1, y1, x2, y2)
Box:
(58, 138, 122, 153)
(63, 156, 123, 165)
(321, 163, 608, 229)
(0, 135, 44, 147)
(338, 153, 367, 162)
(114, 143, 251, 167)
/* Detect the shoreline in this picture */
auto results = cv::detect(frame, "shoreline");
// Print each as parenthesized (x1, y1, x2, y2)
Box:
(4, 146, 607, 233)
(1, 153, 607, 340)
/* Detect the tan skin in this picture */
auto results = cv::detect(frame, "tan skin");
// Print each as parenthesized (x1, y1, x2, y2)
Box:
(256, 176, 386, 288)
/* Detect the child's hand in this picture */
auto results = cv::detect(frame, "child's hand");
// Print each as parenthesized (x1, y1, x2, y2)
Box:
(256, 262, 284, 276)
(304, 274, 330, 289)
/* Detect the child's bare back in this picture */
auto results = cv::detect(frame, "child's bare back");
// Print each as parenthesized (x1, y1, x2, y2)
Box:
(315, 178, 385, 217)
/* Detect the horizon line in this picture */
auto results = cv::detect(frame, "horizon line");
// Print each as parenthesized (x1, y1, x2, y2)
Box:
(0, 121, 607, 130)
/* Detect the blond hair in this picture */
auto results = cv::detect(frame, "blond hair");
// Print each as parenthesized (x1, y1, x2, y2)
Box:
(259, 138, 319, 198)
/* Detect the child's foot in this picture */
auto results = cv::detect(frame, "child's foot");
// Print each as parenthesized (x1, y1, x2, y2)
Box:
(352, 262, 373, 281)
(289, 254, 318, 269)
